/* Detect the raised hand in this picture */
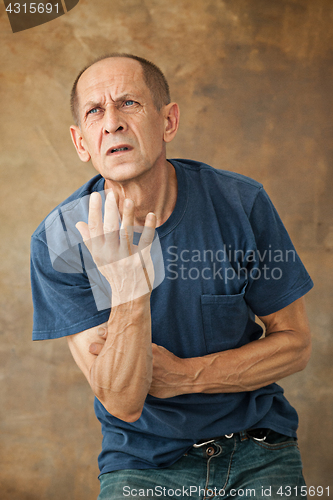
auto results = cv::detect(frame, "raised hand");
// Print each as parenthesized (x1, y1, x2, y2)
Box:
(76, 190, 156, 307)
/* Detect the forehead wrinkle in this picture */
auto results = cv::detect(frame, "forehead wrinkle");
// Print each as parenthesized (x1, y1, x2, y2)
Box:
(77, 60, 147, 112)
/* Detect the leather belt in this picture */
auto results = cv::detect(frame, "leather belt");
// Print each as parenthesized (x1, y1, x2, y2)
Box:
(193, 428, 270, 448)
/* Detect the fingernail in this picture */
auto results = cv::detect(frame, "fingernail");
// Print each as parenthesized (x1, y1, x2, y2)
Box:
(125, 199, 133, 208)
(98, 327, 105, 337)
(105, 189, 115, 199)
(147, 212, 155, 221)
(89, 343, 97, 353)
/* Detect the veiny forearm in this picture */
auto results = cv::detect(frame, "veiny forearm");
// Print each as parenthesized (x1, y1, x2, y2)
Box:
(182, 330, 311, 394)
(149, 297, 312, 399)
(90, 295, 152, 421)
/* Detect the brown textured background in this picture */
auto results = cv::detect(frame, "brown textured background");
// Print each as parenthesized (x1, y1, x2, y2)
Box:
(0, 0, 332, 498)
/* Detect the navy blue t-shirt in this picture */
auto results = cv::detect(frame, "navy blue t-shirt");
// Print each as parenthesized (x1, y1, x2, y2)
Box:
(31, 159, 313, 475)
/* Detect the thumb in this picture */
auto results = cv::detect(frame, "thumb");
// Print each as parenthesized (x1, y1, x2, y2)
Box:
(89, 342, 104, 356)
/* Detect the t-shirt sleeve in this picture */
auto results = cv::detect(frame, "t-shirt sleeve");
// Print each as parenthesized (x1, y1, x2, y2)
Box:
(31, 228, 111, 341)
(244, 187, 313, 317)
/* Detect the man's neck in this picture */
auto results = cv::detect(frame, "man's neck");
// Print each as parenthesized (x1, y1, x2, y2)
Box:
(103, 160, 178, 228)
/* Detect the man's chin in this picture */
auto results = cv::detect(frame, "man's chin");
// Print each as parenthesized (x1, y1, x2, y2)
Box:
(99, 161, 149, 184)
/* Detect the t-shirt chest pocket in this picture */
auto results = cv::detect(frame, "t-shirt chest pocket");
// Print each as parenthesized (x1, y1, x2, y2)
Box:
(200, 288, 249, 354)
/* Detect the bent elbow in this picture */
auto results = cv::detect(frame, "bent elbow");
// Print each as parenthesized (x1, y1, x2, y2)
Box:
(103, 402, 143, 423)
(90, 368, 149, 423)
(301, 344, 312, 370)
(297, 336, 312, 372)
(93, 385, 145, 422)
(119, 410, 143, 423)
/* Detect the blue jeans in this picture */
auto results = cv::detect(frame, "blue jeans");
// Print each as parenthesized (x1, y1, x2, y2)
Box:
(98, 431, 307, 499)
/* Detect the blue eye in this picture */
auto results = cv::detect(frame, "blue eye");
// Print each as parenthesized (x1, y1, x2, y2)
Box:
(88, 108, 98, 115)
(124, 100, 135, 106)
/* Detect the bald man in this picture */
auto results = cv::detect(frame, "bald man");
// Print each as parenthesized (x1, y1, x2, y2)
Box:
(31, 54, 313, 499)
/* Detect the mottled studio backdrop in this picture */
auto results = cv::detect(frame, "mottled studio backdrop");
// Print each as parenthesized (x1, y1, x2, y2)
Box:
(0, 0, 332, 498)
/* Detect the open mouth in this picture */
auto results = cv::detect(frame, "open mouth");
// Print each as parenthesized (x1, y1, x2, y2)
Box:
(109, 146, 131, 154)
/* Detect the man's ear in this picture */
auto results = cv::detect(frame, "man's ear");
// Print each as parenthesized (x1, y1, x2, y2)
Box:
(163, 103, 180, 143)
(70, 125, 91, 162)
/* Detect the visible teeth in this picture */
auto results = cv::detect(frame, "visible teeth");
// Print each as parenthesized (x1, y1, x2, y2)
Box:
(112, 147, 128, 153)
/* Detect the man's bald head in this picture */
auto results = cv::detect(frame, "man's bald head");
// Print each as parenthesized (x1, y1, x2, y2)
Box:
(70, 53, 171, 126)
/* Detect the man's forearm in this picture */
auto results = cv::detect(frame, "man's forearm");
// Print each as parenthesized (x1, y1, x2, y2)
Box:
(150, 333, 310, 398)
(90, 294, 152, 422)
(150, 298, 312, 399)
(72, 193, 157, 421)
(183, 330, 311, 394)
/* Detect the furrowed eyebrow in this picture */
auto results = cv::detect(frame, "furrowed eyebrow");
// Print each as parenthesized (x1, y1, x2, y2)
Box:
(84, 100, 102, 112)
(84, 94, 138, 112)
(113, 93, 138, 102)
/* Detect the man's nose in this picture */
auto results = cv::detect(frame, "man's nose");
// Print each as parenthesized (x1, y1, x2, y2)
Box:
(103, 105, 126, 134)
